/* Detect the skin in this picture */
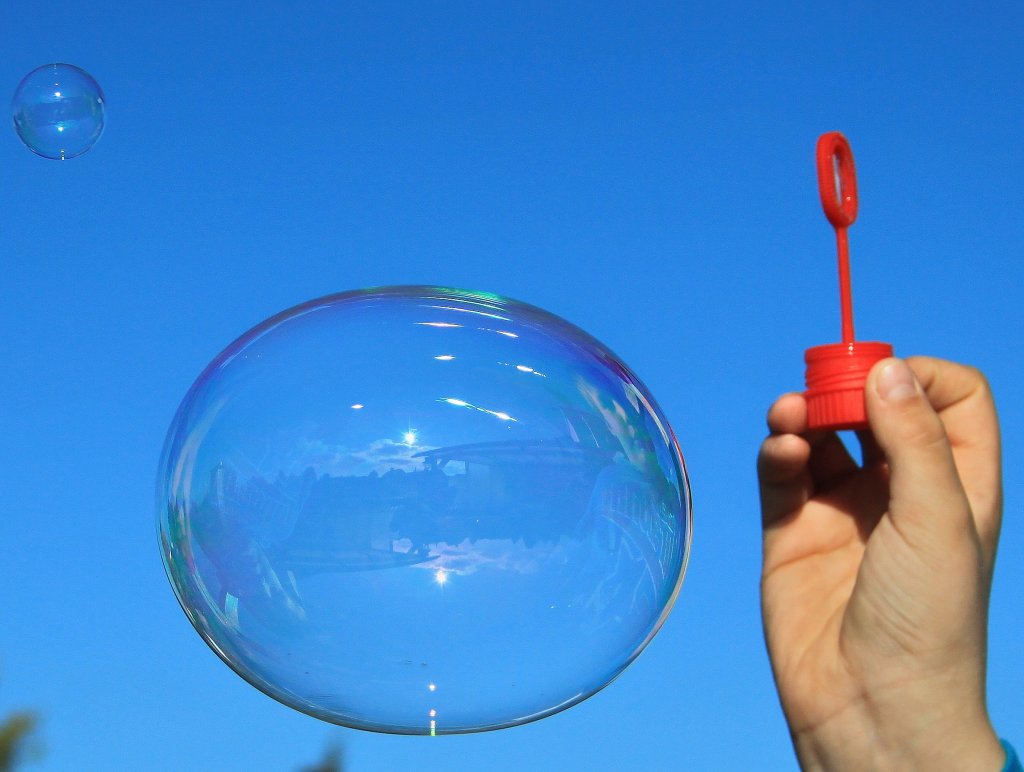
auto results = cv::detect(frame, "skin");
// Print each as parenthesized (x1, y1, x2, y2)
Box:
(758, 357, 1006, 771)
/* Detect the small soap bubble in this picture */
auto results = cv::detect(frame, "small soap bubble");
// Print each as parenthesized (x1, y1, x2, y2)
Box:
(12, 63, 105, 160)
(157, 287, 692, 734)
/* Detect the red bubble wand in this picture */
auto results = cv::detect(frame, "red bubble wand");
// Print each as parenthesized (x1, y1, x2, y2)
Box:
(803, 133, 893, 431)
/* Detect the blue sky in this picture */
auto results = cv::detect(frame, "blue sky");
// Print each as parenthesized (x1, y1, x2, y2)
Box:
(0, 1, 1021, 769)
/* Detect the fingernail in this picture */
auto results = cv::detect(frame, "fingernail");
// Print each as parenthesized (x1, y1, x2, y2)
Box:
(877, 359, 917, 403)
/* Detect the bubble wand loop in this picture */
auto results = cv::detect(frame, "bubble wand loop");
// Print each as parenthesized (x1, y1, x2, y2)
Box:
(803, 132, 893, 432)
(816, 132, 858, 344)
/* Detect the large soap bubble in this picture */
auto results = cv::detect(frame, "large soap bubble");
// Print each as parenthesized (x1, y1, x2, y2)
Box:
(11, 63, 105, 160)
(157, 287, 691, 734)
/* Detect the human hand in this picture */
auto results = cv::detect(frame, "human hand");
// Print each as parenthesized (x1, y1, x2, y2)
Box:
(758, 357, 1006, 771)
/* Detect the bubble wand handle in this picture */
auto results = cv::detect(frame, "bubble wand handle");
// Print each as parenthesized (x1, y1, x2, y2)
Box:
(803, 131, 892, 431)
(816, 132, 858, 344)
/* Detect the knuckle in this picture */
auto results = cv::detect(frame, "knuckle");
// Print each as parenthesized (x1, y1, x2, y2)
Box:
(967, 365, 994, 402)
(962, 363, 990, 393)
(898, 411, 950, 452)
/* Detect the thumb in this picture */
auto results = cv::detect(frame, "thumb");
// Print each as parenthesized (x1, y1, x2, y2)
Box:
(864, 358, 973, 546)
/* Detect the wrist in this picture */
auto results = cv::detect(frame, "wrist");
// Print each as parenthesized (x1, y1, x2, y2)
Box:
(791, 700, 1005, 771)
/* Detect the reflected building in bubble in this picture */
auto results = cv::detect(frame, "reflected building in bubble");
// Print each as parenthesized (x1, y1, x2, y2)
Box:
(176, 405, 680, 641)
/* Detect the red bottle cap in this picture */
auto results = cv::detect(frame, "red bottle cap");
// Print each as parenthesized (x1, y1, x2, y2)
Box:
(805, 341, 893, 430)
(804, 133, 893, 432)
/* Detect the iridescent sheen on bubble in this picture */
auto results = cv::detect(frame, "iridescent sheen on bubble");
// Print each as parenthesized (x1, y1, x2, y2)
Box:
(157, 287, 691, 734)
(12, 64, 105, 160)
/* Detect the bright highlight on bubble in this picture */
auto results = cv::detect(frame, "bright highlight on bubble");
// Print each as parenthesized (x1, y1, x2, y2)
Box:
(157, 286, 691, 734)
(11, 63, 105, 160)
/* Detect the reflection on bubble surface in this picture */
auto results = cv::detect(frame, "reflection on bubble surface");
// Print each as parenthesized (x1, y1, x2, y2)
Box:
(157, 286, 691, 734)
(11, 63, 105, 160)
